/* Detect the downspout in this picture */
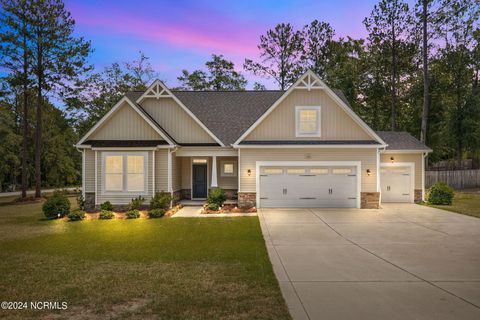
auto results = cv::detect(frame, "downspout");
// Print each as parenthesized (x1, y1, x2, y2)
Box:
(422, 152, 427, 202)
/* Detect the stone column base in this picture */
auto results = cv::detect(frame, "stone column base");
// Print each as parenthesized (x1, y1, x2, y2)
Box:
(85, 192, 95, 211)
(414, 189, 423, 203)
(361, 192, 380, 209)
(238, 192, 256, 208)
(180, 189, 191, 200)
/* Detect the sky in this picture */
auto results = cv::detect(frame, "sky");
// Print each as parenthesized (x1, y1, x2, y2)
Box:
(66, 0, 415, 89)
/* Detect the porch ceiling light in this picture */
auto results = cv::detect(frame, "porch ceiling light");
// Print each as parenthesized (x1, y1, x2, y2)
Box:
(247, 169, 251, 176)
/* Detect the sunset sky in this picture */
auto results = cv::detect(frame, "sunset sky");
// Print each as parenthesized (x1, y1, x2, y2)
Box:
(66, 0, 416, 89)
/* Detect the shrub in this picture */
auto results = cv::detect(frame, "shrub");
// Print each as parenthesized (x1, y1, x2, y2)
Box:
(148, 208, 165, 218)
(68, 209, 86, 221)
(126, 209, 140, 219)
(207, 188, 227, 206)
(428, 182, 454, 205)
(128, 196, 145, 210)
(99, 210, 114, 219)
(100, 201, 113, 211)
(42, 191, 71, 219)
(207, 203, 220, 211)
(150, 191, 172, 210)
(76, 194, 85, 211)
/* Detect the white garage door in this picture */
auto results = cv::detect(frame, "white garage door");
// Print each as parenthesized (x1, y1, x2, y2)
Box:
(380, 166, 412, 202)
(259, 166, 357, 208)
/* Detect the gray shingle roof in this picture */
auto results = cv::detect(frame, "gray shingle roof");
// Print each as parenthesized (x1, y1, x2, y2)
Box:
(239, 140, 380, 145)
(375, 131, 432, 151)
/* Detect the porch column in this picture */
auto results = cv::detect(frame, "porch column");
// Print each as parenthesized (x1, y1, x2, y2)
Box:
(211, 156, 218, 187)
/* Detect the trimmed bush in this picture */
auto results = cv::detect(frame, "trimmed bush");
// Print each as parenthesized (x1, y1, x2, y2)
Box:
(207, 188, 227, 206)
(99, 210, 114, 219)
(126, 209, 140, 219)
(150, 191, 172, 210)
(68, 210, 86, 221)
(428, 182, 454, 205)
(128, 196, 145, 210)
(42, 191, 71, 219)
(148, 208, 165, 218)
(207, 203, 220, 211)
(100, 201, 113, 211)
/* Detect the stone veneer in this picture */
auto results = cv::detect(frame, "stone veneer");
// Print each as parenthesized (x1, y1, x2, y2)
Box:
(172, 190, 182, 204)
(180, 189, 191, 200)
(238, 192, 256, 208)
(361, 192, 380, 209)
(414, 189, 423, 203)
(85, 192, 95, 211)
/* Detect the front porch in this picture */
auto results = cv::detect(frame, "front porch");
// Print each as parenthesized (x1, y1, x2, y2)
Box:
(172, 148, 239, 202)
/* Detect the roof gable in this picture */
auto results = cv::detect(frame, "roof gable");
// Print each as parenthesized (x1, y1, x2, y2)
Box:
(232, 70, 387, 146)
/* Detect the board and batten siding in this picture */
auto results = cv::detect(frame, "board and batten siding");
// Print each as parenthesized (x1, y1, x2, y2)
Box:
(239, 148, 378, 193)
(245, 90, 371, 141)
(172, 152, 182, 192)
(90, 101, 163, 140)
(380, 153, 423, 189)
(84, 149, 95, 192)
(155, 149, 168, 192)
(216, 156, 238, 189)
(96, 151, 155, 205)
(141, 98, 216, 143)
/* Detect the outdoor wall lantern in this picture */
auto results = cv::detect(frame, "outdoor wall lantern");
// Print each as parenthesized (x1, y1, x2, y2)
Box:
(390, 157, 395, 163)
(366, 169, 371, 176)
(247, 169, 251, 176)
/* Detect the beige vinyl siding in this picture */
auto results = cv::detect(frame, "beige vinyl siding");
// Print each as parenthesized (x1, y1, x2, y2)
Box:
(90, 101, 162, 140)
(84, 149, 95, 192)
(142, 98, 216, 143)
(245, 90, 371, 141)
(172, 152, 182, 191)
(155, 149, 168, 192)
(96, 151, 154, 205)
(381, 153, 423, 189)
(216, 157, 238, 189)
(239, 148, 377, 192)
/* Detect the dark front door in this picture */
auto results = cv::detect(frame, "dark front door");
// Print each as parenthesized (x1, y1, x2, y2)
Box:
(192, 164, 208, 198)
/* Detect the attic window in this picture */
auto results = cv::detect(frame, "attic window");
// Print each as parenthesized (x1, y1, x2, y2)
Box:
(296, 106, 321, 137)
(221, 161, 237, 177)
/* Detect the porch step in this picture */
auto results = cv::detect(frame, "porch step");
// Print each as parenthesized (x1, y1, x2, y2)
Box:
(180, 200, 206, 206)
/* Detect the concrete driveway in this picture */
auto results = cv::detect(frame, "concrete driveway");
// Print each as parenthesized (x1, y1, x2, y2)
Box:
(258, 204, 480, 320)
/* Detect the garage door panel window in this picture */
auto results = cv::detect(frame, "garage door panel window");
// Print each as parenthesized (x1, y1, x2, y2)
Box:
(332, 168, 353, 174)
(310, 168, 328, 174)
(287, 168, 305, 174)
(296, 106, 321, 137)
(103, 153, 147, 193)
(263, 168, 283, 175)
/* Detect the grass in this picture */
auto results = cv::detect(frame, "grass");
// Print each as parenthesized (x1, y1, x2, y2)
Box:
(428, 190, 480, 219)
(0, 197, 290, 319)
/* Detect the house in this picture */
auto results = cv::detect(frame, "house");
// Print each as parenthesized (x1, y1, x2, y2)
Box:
(76, 70, 432, 210)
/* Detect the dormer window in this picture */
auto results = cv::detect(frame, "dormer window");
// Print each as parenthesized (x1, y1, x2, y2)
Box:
(296, 106, 321, 137)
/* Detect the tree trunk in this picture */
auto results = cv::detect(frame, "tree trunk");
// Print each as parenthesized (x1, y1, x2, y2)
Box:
(420, 0, 429, 143)
(35, 42, 42, 198)
(21, 29, 28, 199)
(391, 16, 398, 131)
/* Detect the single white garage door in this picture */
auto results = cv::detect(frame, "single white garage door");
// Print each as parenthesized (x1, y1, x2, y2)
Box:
(259, 166, 357, 208)
(380, 166, 412, 202)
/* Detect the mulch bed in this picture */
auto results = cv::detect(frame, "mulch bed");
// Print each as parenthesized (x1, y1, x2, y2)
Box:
(75, 205, 183, 220)
(202, 204, 257, 214)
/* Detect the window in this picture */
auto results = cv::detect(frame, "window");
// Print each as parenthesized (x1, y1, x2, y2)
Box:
(103, 153, 146, 193)
(220, 161, 237, 177)
(193, 158, 207, 164)
(263, 168, 283, 175)
(296, 106, 321, 137)
(105, 156, 123, 191)
(287, 168, 305, 174)
(310, 168, 329, 174)
(332, 168, 353, 174)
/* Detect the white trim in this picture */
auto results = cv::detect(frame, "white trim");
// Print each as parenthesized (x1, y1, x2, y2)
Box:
(233, 70, 387, 146)
(295, 106, 321, 137)
(380, 149, 432, 154)
(176, 148, 238, 157)
(152, 150, 155, 196)
(137, 80, 225, 147)
(167, 149, 172, 193)
(190, 157, 209, 200)
(101, 151, 149, 196)
(255, 160, 362, 209)
(238, 149, 241, 191)
(380, 162, 415, 203)
(76, 96, 175, 146)
(376, 149, 380, 193)
(422, 152, 427, 201)
(91, 147, 166, 151)
(220, 160, 237, 177)
(82, 150, 85, 199)
(211, 156, 218, 187)
(94, 151, 98, 205)
(234, 144, 383, 149)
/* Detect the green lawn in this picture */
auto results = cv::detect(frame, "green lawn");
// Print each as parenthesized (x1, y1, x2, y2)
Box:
(0, 198, 290, 319)
(429, 190, 480, 219)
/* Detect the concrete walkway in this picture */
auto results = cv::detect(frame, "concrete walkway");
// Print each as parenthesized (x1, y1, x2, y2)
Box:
(173, 206, 257, 217)
(258, 204, 480, 320)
